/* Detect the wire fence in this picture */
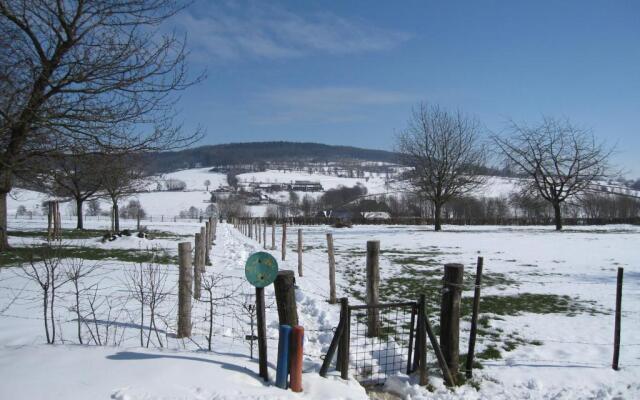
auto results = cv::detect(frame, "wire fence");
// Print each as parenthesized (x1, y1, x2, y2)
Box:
(348, 303, 416, 386)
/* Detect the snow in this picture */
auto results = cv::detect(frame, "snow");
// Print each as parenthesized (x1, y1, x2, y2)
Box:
(1, 218, 639, 399)
(0, 344, 366, 400)
(0, 217, 368, 400)
(3, 166, 640, 399)
(161, 168, 228, 191)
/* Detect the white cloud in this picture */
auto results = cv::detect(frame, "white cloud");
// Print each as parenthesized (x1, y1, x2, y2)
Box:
(172, 1, 411, 61)
(252, 87, 416, 124)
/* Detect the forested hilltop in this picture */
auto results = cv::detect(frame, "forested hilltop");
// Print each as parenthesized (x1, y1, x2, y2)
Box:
(146, 142, 398, 172)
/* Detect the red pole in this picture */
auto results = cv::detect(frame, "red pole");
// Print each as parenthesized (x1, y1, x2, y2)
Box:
(290, 326, 304, 393)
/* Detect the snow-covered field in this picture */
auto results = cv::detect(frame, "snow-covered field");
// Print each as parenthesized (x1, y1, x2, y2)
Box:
(9, 167, 639, 222)
(1, 217, 639, 399)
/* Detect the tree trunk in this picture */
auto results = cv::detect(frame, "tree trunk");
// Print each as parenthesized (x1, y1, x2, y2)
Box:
(553, 202, 562, 231)
(113, 201, 120, 232)
(76, 199, 84, 230)
(43, 288, 51, 344)
(50, 282, 56, 343)
(0, 190, 9, 251)
(74, 281, 82, 344)
(434, 202, 443, 232)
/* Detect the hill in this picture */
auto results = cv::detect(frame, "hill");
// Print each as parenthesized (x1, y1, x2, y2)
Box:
(146, 141, 397, 173)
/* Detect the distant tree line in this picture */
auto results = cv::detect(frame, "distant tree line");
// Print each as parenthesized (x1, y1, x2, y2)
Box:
(146, 142, 399, 173)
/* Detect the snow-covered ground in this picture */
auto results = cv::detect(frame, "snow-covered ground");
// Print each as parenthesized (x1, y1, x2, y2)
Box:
(0, 217, 368, 400)
(162, 168, 228, 192)
(1, 217, 638, 399)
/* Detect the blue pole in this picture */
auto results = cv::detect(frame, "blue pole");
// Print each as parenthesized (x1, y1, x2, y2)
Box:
(276, 324, 292, 389)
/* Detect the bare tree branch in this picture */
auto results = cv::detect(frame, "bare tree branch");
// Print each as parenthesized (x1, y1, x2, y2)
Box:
(395, 103, 486, 231)
(492, 117, 613, 230)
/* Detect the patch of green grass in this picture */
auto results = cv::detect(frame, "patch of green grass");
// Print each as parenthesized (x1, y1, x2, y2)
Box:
(9, 229, 105, 239)
(0, 245, 176, 268)
(9, 229, 189, 240)
(462, 293, 604, 316)
(389, 256, 440, 267)
(145, 230, 191, 239)
(476, 345, 502, 360)
(338, 245, 605, 383)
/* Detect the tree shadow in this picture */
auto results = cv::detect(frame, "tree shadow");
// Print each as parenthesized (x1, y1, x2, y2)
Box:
(106, 350, 274, 383)
(76, 318, 165, 333)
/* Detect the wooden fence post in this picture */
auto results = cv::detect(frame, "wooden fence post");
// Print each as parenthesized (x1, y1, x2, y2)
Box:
(193, 233, 202, 300)
(56, 202, 61, 239)
(327, 233, 337, 304)
(297, 229, 303, 277)
(466, 256, 483, 379)
(47, 202, 53, 239)
(366, 240, 380, 337)
(263, 221, 267, 249)
(338, 297, 351, 379)
(418, 294, 428, 385)
(199, 226, 206, 269)
(613, 267, 624, 370)
(281, 222, 287, 261)
(177, 242, 192, 338)
(205, 221, 212, 266)
(274, 270, 298, 326)
(208, 217, 213, 245)
(441, 263, 464, 376)
(271, 221, 276, 250)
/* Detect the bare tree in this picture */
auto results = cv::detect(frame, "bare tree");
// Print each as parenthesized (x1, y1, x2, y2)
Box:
(21, 244, 69, 343)
(126, 262, 147, 348)
(0, 0, 203, 250)
(41, 149, 104, 230)
(65, 257, 99, 344)
(396, 103, 486, 231)
(82, 284, 126, 346)
(493, 117, 612, 230)
(200, 273, 230, 352)
(217, 195, 248, 220)
(101, 153, 148, 232)
(125, 254, 171, 348)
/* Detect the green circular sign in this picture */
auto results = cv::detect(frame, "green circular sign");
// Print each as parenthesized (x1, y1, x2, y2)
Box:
(245, 252, 278, 288)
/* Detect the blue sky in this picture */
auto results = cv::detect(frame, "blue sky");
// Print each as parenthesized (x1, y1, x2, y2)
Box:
(169, 0, 640, 176)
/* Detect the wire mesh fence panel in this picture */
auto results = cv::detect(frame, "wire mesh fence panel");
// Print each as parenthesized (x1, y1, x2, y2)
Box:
(348, 303, 416, 386)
